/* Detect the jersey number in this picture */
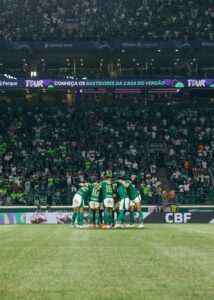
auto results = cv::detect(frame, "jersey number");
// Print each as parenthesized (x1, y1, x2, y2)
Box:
(92, 188, 99, 196)
(106, 185, 112, 193)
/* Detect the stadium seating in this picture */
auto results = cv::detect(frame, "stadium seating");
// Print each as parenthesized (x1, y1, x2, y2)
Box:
(0, 0, 213, 41)
(0, 95, 213, 206)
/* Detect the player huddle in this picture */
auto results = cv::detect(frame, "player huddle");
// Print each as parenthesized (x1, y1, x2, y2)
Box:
(72, 174, 144, 229)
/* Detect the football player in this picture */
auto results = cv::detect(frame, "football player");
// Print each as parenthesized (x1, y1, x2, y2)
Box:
(82, 177, 101, 228)
(72, 185, 89, 228)
(97, 173, 114, 228)
(118, 179, 144, 228)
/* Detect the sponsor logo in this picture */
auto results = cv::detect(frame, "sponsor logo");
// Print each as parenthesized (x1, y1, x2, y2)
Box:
(202, 42, 214, 47)
(44, 43, 73, 48)
(25, 80, 44, 88)
(172, 80, 185, 88)
(142, 42, 158, 48)
(165, 213, 192, 223)
(0, 81, 18, 87)
(188, 79, 206, 88)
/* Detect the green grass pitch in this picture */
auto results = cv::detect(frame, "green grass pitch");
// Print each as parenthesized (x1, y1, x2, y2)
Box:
(0, 224, 213, 300)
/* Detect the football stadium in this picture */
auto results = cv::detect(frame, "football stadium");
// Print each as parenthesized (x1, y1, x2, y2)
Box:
(0, 1, 214, 299)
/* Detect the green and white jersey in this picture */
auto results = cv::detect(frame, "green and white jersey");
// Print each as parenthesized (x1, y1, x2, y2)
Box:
(117, 183, 129, 200)
(77, 187, 90, 199)
(125, 180, 139, 200)
(88, 183, 100, 202)
(100, 181, 114, 199)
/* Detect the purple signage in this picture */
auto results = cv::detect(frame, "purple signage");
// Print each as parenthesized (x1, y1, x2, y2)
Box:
(0, 79, 214, 89)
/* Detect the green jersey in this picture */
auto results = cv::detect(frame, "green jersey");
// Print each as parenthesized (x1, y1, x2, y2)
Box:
(100, 181, 114, 199)
(77, 187, 90, 199)
(125, 180, 139, 200)
(117, 183, 129, 200)
(88, 183, 100, 202)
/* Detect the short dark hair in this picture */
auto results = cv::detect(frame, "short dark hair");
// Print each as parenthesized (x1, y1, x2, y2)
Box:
(90, 176, 97, 183)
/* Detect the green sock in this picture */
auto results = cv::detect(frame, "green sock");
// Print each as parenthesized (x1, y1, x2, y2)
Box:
(139, 211, 144, 224)
(130, 211, 134, 225)
(79, 212, 84, 226)
(95, 213, 100, 226)
(117, 211, 124, 224)
(104, 210, 109, 225)
(109, 211, 114, 225)
(122, 212, 126, 224)
(87, 212, 92, 225)
(77, 212, 80, 225)
(72, 212, 77, 225)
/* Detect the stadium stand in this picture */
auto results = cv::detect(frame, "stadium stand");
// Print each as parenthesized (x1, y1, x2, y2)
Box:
(0, 0, 213, 41)
(0, 95, 213, 206)
(0, 0, 213, 208)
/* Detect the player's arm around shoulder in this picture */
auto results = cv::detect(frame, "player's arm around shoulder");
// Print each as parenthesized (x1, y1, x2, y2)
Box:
(118, 179, 129, 188)
(96, 182, 102, 190)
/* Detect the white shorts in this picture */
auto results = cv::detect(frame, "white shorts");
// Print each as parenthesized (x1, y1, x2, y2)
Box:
(119, 198, 130, 210)
(130, 195, 141, 206)
(72, 194, 84, 208)
(89, 201, 100, 209)
(103, 198, 114, 208)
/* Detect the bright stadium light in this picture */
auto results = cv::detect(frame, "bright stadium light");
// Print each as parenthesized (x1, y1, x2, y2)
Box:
(30, 71, 37, 77)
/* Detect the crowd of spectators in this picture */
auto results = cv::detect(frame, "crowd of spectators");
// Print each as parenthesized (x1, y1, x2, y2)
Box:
(0, 95, 213, 206)
(0, 0, 213, 41)
(0, 95, 162, 205)
(163, 105, 214, 198)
